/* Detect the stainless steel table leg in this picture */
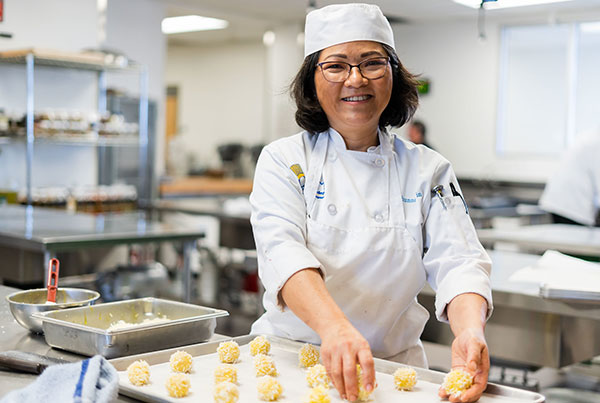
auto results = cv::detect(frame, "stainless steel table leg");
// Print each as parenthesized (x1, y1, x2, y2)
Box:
(183, 240, 196, 303)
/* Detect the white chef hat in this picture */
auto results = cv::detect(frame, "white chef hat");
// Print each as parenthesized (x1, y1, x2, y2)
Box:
(304, 3, 395, 58)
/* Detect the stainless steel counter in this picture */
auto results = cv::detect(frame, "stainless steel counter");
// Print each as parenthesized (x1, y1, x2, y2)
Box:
(420, 250, 600, 368)
(0, 205, 204, 252)
(477, 224, 600, 257)
(0, 284, 226, 400)
(0, 205, 205, 301)
(152, 197, 255, 250)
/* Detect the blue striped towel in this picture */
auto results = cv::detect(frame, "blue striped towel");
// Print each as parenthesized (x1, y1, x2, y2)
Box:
(1, 355, 118, 403)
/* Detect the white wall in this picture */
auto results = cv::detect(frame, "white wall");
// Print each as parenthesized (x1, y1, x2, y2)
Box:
(394, 19, 558, 182)
(265, 24, 304, 143)
(394, 10, 600, 183)
(105, 0, 166, 178)
(165, 41, 266, 170)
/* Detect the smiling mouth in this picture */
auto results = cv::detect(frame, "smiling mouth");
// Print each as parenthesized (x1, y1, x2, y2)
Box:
(341, 95, 372, 102)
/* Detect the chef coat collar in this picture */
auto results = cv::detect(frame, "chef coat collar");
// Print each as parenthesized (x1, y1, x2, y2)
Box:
(327, 127, 391, 155)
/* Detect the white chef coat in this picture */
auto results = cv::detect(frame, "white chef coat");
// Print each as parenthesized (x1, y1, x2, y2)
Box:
(539, 134, 600, 226)
(249, 128, 493, 367)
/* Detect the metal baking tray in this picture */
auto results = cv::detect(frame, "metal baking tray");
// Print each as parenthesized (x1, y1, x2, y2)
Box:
(539, 283, 600, 303)
(33, 297, 228, 358)
(110, 334, 545, 402)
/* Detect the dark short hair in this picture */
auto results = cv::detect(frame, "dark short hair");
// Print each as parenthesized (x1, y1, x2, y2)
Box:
(411, 120, 427, 138)
(291, 43, 420, 134)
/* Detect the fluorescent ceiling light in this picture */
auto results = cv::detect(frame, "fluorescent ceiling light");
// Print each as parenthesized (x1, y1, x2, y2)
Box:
(580, 21, 600, 33)
(452, 0, 574, 10)
(161, 15, 229, 34)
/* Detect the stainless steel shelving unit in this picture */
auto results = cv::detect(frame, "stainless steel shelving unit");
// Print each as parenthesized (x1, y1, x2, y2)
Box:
(0, 49, 150, 206)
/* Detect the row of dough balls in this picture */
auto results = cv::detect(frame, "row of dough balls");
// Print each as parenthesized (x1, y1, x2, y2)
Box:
(304, 365, 416, 403)
(167, 350, 194, 397)
(216, 335, 271, 363)
(125, 350, 194, 398)
(215, 338, 283, 402)
(303, 364, 373, 403)
(214, 341, 241, 403)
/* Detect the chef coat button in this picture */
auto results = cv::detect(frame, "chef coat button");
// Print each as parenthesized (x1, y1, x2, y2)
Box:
(374, 213, 384, 222)
(328, 204, 337, 215)
(374, 158, 385, 167)
(329, 153, 337, 162)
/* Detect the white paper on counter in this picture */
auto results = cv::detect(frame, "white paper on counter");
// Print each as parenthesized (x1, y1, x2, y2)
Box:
(508, 250, 600, 292)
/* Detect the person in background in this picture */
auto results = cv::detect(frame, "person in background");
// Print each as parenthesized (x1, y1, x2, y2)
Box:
(249, 3, 493, 403)
(408, 119, 434, 149)
(539, 132, 600, 226)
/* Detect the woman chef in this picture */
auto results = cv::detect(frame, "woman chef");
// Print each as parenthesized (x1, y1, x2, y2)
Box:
(249, 4, 493, 402)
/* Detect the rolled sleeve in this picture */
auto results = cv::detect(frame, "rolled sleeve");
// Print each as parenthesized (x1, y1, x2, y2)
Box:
(262, 239, 323, 295)
(422, 160, 493, 323)
(250, 140, 323, 307)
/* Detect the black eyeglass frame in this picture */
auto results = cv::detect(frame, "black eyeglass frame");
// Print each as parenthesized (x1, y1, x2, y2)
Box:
(316, 57, 391, 83)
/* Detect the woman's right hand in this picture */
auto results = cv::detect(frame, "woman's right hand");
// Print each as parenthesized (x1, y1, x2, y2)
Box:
(319, 319, 375, 402)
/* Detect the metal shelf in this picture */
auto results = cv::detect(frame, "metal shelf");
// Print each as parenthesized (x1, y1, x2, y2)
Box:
(0, 50, 141, 72)
(0, 133, 140, 147)
(36, 133, 140, 147)
(0, 48, 150, 205)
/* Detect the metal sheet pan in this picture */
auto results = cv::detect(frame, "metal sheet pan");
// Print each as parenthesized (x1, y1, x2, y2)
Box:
(33, 297, 228, 358)
(110, 334, 545, 402)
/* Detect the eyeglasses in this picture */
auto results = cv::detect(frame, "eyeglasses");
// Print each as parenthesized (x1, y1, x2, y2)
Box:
(316, 57, 390, 83)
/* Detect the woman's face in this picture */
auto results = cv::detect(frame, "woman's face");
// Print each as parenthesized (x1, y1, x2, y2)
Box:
(314, 40, 392, 135)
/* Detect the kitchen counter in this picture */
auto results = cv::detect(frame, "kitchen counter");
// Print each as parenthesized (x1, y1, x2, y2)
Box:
(159, 176, 253, 197)
(420, 250, 600, 368)
(477, 224, 600, 257)
(0, 205, 205, 301)
(0, 284, 227, 400)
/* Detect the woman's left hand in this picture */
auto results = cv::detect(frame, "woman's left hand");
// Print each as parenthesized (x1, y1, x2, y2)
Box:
(438, 327, 489, 402)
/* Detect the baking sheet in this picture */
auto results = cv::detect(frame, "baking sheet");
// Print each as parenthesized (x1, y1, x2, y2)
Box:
(110, 335, 544, 402)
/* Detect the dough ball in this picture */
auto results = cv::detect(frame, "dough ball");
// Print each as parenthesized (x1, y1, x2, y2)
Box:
(254, 354, 277, 377)
(298, 343, 320, 368)
(214, 364, 238, 384)
(306, 364, 330, 388)
(217, 341, 240, 364)
(126, 360, 150, 386)
(356, 364, 375, 401)
(304, 385, 331, 403)
(250, 335, 271, 356)
(442, 369, 474, 398)
(257, 375, 283, 401)
(393, 367, 417, 391)
(169, 350, 193, 373)
(213, 381, 239, 403)
(165, 373, 191, 398)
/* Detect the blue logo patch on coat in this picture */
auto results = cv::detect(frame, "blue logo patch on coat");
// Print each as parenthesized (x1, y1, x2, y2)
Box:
(402, 192, 423, 203)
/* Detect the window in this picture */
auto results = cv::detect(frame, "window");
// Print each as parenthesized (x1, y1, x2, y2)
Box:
(576, 22, 600, 138)
(497, 21, 600, 156)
